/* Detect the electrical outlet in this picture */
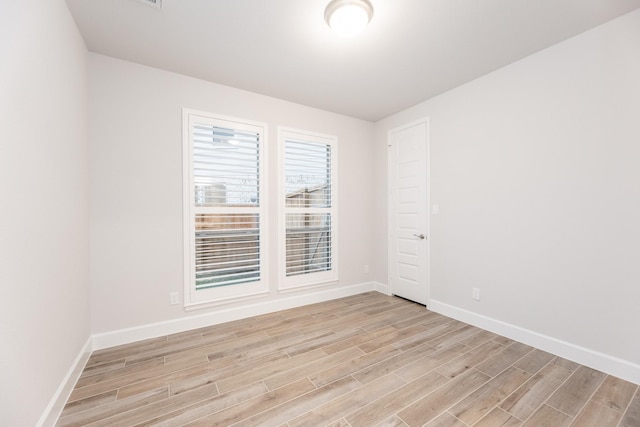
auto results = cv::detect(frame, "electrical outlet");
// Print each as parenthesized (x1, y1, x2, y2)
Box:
(364, 264, 370, 274)
(472, 288, 480, 301)
(170, 292, 179, 305)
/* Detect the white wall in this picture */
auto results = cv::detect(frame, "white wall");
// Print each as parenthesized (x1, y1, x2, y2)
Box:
(0, 1, 90, 426)
(88, 54, 375, 336)
(375, 9, 640, 379)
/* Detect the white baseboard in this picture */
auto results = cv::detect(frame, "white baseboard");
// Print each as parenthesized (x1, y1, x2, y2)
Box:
(374, 281, 391, 295)
(92, 282, 377, 350)
(37, 337, 92, 427)
(429, 299, 640, 385)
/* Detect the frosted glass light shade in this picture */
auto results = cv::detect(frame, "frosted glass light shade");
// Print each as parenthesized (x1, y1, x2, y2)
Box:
(325, 0, 373, 37)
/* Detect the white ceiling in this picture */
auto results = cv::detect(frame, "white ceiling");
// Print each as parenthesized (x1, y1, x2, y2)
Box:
(65, 0, 640, 122)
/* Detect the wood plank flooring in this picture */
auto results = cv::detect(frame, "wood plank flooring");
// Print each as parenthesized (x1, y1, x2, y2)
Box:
(57, 292, 640, 426)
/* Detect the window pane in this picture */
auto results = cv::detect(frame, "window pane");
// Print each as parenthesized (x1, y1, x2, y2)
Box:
(286, 213, 332, 276)
(194, 213, 260, 289)
(193, 125, 260, 207)
(284, 140, 331, 208)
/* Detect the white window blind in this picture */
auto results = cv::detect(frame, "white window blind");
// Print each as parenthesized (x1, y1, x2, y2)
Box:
(184, 110, 267, 307)
(279, 129, 338, 290)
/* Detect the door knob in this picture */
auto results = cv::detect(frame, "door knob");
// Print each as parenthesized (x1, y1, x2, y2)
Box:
(413, 234, 426, 240)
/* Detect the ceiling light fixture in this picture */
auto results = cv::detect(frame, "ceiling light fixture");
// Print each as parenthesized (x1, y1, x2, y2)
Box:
(324, 0, 374, 37)
(136, 0, 162, 8)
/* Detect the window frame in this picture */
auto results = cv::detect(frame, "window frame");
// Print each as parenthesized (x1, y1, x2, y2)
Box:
(278, 127, 338, 292)
(183, 109, 268, 309)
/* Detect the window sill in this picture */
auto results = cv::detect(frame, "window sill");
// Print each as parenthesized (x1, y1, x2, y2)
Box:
(184, 290, 270, 312)
(277, 278, 339, 295)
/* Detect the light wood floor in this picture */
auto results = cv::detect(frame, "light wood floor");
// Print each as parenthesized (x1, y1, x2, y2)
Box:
(57, 292, 640, 427)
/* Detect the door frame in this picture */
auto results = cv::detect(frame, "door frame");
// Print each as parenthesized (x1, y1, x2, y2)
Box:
(387, 117, 431, 307)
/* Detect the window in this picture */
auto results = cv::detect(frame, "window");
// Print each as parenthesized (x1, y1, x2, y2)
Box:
(279, 128, 338, 290)
(183, 110, 267, 307)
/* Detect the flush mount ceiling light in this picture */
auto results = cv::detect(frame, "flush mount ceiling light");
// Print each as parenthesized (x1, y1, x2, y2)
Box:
(324, 0, 374, 37)
(135, 0, 161, 8)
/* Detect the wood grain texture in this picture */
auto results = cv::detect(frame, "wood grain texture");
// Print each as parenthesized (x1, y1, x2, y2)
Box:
(523, 404, 573, 427)
(547, 366, 607, 417)
(500, 363, 573, 420)
(570, 401, 622, 427)
(397, 369, 491, 426)
(474, 407, 522, 427)
(619, 389, 640, 427)
(424, 412, 468, 427)
(345, 370, 450, 426)
(591, 376, 638, 413)
(450, 366, 532, 425)
(55, 292, 639, 426)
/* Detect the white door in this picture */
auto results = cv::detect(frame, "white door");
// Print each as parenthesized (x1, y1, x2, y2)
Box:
(388, 119, 429, 305)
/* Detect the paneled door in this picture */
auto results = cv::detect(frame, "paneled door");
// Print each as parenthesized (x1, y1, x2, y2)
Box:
(387, 119, 429, 305)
